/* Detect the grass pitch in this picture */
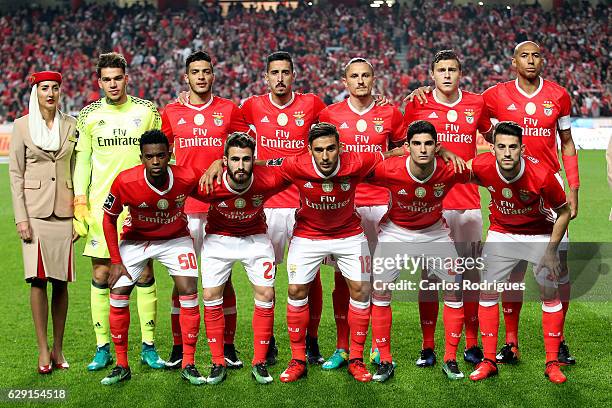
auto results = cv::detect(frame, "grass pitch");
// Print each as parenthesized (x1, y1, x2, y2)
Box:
(0, 150, 610, 408)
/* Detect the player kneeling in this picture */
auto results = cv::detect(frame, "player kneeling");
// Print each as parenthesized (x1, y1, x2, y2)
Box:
(195, 132, 291, 385)
(101, 130, 204, 385)
(469, 122, 571, 383)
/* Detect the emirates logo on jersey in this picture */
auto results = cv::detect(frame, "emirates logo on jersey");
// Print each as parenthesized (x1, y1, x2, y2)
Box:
(212, 112, 224, 126)
(464, 109, 475, 124)
(293, 111, 305, 127)
(433, 183, 445, 198)
(373, 117, 384, 133)
(542, 101, 554, 117)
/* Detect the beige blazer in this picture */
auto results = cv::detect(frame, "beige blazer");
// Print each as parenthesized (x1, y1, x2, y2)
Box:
(9, 112, 77, 224)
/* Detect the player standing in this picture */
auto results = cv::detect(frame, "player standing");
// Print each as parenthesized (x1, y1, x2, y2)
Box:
(100, 130, 203, 385)
(240, 51, 327, 364)
(161, 51, 249, 368)
(317, 57, 406, 369)
(193, 133, 290, 384)
(469, 121, 571, 383)
(368, 120, 471, 381)
(481, 41, 578, 365)
(403, 50, 492, 367)
(73, 52, 164, 371)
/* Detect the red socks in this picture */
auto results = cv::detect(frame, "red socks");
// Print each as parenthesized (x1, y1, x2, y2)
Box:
(332, 270, 350, 350)
(543, 302, 563, 363)
(443, 303, 464, 362)
(204, 301, 225, 366)
(109, 294, 130, 368)
(223, 290, 237, 345)
(287, 298, 309, 361)
(252, 301, 274, 365)
(559, 281, 571, 339)
(179, 294, 200, 368)
(478, 302, 500, 362)
(308, 271, 323, 338)
(348, 299, 371, 360)
(463, 291, 479, 349)
(371, 303, 392, 362)
(171, 296, 182, 346)
(418, 288, 439, 350)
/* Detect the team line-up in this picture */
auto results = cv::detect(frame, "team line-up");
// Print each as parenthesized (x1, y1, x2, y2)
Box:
(8, 41, 579, 387)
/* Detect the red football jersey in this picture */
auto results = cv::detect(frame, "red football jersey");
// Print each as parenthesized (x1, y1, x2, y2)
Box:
(161, 97, 249, 214)
(241, 92, 326, 208)
(482, 78, 572, 173)
(318, 99, 405, 207)
(404, 89, 492, 210)
(103, 165, 199, 241)
(270, 151, 383, 239)
(471, 152, 567, 235)
(369, 156, 470, 230)
(192, 167, 290, 237)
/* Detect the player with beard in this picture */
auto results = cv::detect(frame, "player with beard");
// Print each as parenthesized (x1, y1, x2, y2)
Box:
(161, 51, 249, 369)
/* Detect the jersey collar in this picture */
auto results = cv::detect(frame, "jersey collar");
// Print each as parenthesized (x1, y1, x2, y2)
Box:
(185, 95, 214, 111)
(268, 92, 295, 110)
(514, 77, 543, 99)
(406, 156, 437, 184)
(496, 157, 525, 184)
(144, 166, 174, 195)
(433, 88, 463, 107)
(222, 170, 254, 195)
(347, 98, 375, 116)
(312, 155, 341, 179)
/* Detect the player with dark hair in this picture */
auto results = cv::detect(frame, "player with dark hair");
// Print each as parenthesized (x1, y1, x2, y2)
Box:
(318, 57, 406, 369)
(161, 50, 249, 369)
(74, 51, 164, 372)
(469, 121, 571, 383)
(100, 130, 203, 385)
(192, 132, 292, 385)
(404, 49, 492, 368)
(367, 120, 472, 381)
(239, 51, 328, 365)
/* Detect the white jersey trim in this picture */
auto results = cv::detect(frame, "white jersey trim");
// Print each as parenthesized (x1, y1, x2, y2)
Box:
(185, 95, 214, 111)
(268, 92, 295, 110)
(144, 166, 174, 195)
(514, 77, 543, 99)
(495, 157, 525, 184)
(347, 98, 375, 116)
(406, 156, 437, 184)
(433, 88, 463, 108)
(222, 171, 254, 195)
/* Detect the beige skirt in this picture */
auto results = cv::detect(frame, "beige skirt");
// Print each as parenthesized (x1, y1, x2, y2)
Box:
(22, 215, 75, 282)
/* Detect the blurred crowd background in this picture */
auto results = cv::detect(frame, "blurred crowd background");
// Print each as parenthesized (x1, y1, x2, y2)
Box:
(0, 0, 609, 121)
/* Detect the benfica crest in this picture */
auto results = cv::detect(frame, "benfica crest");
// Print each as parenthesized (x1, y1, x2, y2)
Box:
(373, 117, 384, 133)
(519, 189, 531, 202)
(213, 112, 224, 126)
(293, 111, 305, 127)
(464, 109, 475, 124)
(433, 183, 445, 198)
(175, 194, 186, 208)
(542, 101, 554, 117)
(340, 177, 351, 192)
(252, 194, 264, 207)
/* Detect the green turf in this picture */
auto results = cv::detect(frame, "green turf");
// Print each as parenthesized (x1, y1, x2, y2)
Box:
(0, 151, 610, 408)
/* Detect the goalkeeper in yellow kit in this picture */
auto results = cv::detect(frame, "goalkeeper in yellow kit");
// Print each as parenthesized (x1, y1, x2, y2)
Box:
(74, 52, 165, 370)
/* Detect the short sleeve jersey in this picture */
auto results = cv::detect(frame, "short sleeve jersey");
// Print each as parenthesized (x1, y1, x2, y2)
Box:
(192, 166, 290, 237)
(482, 78, 572, 173)
(471, 153, 567, 235)
(369, 156, 471, 230)
(161, 97, 249, 213)
(75, 96, 161, 203)
(404, 90, 492, 210)
(241, 92, 326, 208)
(270, 151, 384, 239)
(318, 99, 405, 206)
(103, 165, 199, 241)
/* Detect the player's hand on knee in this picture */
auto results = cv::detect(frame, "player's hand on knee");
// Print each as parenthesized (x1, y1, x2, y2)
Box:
(16, 221, 32, 242)
(108, 263, 132, 289)
(537, 250, 561, 281)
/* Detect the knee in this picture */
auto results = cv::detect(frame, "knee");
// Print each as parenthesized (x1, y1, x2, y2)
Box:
(288, 284, 307, 300)
(372, 290, 392, 306)
(92, 266, 109, 286)
(202, 287, 223, 302)
(255, 286, 275, 303)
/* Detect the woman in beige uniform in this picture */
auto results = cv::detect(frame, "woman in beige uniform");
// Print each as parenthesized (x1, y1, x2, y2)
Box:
(9, 71, 79, 374)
